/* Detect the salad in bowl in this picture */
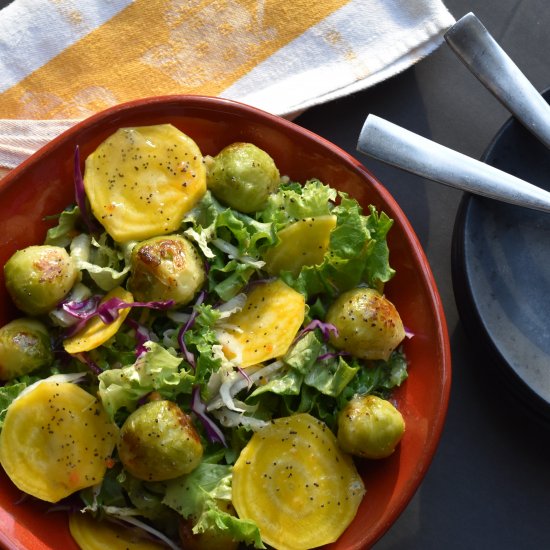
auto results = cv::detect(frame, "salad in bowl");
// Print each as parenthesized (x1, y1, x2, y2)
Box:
(0, 96, 450, 550)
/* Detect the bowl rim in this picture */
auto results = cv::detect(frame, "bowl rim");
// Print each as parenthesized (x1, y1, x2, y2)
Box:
(0, 94, 452, 550)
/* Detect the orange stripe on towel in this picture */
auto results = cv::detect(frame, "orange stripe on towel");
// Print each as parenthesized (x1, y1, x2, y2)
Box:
(0, 0, 350, 119)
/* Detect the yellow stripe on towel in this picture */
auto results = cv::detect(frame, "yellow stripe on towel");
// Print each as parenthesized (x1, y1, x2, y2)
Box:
(0, 0, 350, 119)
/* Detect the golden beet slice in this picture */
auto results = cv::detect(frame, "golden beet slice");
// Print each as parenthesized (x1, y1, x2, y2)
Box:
(264, 215, 337, 276)
(0, 381, 117, 503)
(84, 124, 206, 242)
(63, 286, 133, 354)
(232, 413, 365, 550)
(216, 279, 305, 367)
(69, 513, 166, 549)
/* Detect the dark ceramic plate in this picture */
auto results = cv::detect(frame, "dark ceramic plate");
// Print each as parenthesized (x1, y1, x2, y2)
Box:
(452, 89, 550, 426)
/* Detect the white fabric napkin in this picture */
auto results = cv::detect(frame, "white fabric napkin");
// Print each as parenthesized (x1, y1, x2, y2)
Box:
(0, 0, 455, 175)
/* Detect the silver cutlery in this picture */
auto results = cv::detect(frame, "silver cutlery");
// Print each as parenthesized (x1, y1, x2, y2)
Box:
(356, 12, 550, 213)
(445, 12, 550, 150)
(357, 114, 550, 213)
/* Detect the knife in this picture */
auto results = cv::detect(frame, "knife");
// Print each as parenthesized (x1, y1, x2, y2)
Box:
(356, 114, 550, 214)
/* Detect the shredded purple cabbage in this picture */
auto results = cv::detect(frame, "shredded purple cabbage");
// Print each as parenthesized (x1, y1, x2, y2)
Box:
(177, 291, 206, 370)
(294, 319, 339, 344)
(74, 146, 100, 234)
(62, 296, 174, 338)
(96, 297, 175, 324)
(60, 295, 103, 337)
(75, 352, 103, 375)
(137, 392, 153, 407)
(62, 295, 102, 319)
(191, 386, 227, 446)
(125, 318, 152, 357)
(63, 317, 91, 339)
(236, 365, 252, 387)
(178, 338, 196, 369)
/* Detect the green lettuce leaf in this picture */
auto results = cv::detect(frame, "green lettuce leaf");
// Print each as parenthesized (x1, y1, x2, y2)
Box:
(248, 368, 303, 400)
(121, 473, 168, 520)
(0, 381, 27, 430)
(304, 356, 359, 397)
(183, 303, 223, 387)
(279, 195, 395, 299)
(163, 462, 264, 548)
(338, 350, 409, 405)
(283, 332, 323, 374)
(97, 341, 194, 421)
(44, 205, 80, 247)
(247, 333, 357, 415)
(258, 179, 336, 228)
(184, 192, 276, 299)
(70, 232, 131, 291)
(79, 465, 128, 514)
(184, 191, 276, 257)
(207, 256, 256, 301)
(248, 332, 323, 401)
(363, 204, 395, 287)
(215, 208, 276, 257)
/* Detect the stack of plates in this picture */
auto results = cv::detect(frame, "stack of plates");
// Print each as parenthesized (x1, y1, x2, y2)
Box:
(452, 90, 550, 427)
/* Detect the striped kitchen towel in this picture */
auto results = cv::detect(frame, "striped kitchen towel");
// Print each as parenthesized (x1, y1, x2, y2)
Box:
(0, 0, 455, 175)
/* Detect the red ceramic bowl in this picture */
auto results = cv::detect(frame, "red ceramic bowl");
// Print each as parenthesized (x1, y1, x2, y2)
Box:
(0, 96, 451, 550)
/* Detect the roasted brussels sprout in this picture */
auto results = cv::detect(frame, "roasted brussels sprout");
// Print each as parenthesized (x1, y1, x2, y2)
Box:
(206, 142, 280, 213)
(0, 318, 53, 381)
(4, 245, 78, 315)
(325, 287, 405, 361)
(117, 400, 203, 481)
(127, 235, 205, 306)
(337, 394, 405, 459)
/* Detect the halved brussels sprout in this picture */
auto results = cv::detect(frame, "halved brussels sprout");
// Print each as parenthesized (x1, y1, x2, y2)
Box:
(232, 413, 365, 550)
(326, 287, 405, 361)
(0, 380, 117, 503)
(206, 142, 280, 213)
(216, 279, 306, 367)
(84, 124, 206, 242)
(4, 245, 78, 315)
(0, 318, 53, 381)
(127, 234, 205, 306)
(337, 394, 405, 459)
(63, 286, 133, 354)
(117, 400, 203, 481)
(264, 215, 337, 276)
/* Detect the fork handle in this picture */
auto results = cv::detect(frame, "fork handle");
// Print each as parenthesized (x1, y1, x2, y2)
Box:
(445, 12, 550, 150)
